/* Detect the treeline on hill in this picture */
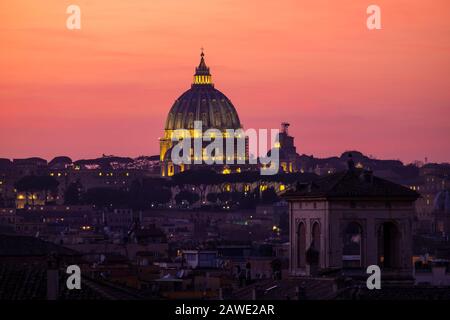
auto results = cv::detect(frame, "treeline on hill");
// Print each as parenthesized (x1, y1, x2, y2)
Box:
(64, 178, 172, 210)
(13, 175, 60, 206)
(14, 169, 317, 210)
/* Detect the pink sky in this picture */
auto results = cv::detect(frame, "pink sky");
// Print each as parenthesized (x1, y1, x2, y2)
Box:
(1, 0, 449, 163)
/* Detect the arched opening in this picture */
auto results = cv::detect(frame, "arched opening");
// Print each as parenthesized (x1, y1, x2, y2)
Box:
(312, 222, 320, 252)
(306, 222, 321, 271)
(342, 222, 363, 268)
(378, 222, 401, 269)
(167, 163, 174, 177)
(297, 222, 306, 268)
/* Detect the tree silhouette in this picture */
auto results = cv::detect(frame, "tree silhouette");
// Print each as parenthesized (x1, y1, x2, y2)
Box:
(14, 175, 59, 205)
(206, 192, 218, 204)
(83, 187, 128, 207)
(261, 187, 279, 204)
(217, 191, 231, 203)
(175, 190, 199, 205)
(64, 180, 83, 205)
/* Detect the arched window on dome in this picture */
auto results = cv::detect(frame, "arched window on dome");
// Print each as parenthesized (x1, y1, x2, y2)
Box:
(226, 113, 232, 126)
(167, 113, 174, 127)
(176, 113, 183, 128)
(188, 113, 194, 129)
(215, 112, 221, 127)
(202, 113, 208, 127)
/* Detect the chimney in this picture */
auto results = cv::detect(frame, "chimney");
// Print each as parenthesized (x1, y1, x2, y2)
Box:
(47, 253, 60, 300)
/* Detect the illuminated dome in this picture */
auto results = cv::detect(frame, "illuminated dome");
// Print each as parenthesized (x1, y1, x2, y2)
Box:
(160, 51, 246, 176)
(164, 51, 242, 131)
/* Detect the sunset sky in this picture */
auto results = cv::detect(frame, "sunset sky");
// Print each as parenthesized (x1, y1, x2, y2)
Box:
(1, 0, 449, 163)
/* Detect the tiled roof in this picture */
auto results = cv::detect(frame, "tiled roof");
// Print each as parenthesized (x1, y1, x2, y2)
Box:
(0, 234, 78, 257)
(336, 285, 450, 300)
(283, 169, 419, 200)
(0, 264, 142, 300)
(232, 277, 450, 300)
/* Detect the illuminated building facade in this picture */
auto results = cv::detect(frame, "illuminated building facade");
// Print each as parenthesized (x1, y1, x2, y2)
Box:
(285, 166, 419, 279)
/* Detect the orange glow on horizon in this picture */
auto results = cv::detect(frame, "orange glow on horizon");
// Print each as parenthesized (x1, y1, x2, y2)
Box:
(0, 0, 449, 163)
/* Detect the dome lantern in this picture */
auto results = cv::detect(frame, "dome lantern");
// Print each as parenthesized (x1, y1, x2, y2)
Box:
(193, 49, 213, 86)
